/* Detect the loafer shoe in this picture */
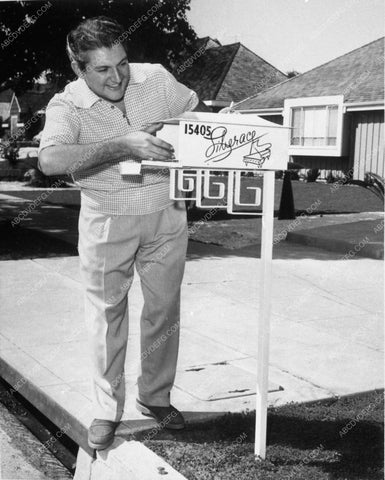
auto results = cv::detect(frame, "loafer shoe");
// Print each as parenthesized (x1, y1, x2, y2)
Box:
(136, 399, 185, 430)
(88, 419, 119, 450)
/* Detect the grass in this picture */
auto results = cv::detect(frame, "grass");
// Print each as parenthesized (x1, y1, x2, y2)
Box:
(196, 178, 383, 214)
(289, 181, 383, 214)
(141, 390, 384, 480)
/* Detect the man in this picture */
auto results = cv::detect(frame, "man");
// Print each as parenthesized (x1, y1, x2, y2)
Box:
(39, 16, 207, 450)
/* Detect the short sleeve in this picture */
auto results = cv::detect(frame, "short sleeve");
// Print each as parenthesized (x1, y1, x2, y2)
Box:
(161, 67, 199, 117)
(38, 97, 80, 153)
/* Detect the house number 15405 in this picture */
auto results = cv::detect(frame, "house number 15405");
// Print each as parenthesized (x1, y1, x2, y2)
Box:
(184, 123, 212, 136)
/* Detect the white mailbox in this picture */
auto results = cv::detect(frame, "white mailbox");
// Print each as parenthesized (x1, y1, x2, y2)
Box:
(119, 111, 289, 173)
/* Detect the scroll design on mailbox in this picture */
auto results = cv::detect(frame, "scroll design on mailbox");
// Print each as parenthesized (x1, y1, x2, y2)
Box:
(170, 169, 262, 216)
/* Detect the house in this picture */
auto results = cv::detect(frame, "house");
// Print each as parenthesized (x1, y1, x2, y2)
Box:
(0, 82, 58, 142)
(174, 38, 287, 112)
(18, 82, 58, 139)
(0, 88, 21, 135)
(233, 37, 384, 180)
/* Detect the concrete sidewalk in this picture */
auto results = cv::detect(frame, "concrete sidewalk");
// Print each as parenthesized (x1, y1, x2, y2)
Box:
(0, 194, 384, 476)
(1, 250, 383, 435)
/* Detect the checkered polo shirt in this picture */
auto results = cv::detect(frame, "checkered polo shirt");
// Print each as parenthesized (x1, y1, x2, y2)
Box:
(39, 63, 198, 215)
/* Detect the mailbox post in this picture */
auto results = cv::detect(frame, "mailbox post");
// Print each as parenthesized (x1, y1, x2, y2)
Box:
(120, 112, 289, 459)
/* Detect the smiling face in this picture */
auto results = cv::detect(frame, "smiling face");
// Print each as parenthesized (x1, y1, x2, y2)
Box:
(74, 43, 130, 103)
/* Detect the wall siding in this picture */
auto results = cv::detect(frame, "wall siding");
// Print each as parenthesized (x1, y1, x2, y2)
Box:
(352, 111, 384, 180)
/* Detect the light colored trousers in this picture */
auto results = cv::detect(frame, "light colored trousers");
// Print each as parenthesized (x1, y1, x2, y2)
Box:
(78, 201, 188, 422)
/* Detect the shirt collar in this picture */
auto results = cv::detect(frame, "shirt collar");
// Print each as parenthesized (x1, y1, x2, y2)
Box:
(67, 63, 147, 109)
(128, 63, 147, 85)
(67, 78, 100, 109)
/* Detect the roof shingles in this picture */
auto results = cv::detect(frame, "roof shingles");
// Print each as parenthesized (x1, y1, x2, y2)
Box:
(175, 41, 286, 103)
(216, 44, 287, 102)
(235, 37, 384, 110)
(0, 88, 14, 103)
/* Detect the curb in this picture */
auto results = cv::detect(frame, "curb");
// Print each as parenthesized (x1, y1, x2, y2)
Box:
(286, 232, 383, 259)
(0, 355, 93, 454)
(286, 220, 384, 259)
(74, 439, 188, 480)
(0, 355, 188, 479)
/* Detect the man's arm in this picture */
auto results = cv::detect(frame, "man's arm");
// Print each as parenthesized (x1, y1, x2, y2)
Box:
(38, 123, 174, 176)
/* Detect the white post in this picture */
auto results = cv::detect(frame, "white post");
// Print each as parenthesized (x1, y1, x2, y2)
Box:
(254, 170, 275, 460)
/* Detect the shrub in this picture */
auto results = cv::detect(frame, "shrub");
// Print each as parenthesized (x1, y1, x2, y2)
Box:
(364, 172, 384, 201)
(326, 171, 335, 183)
(305, 168, 320, 183)
(346, 171, 384, 202)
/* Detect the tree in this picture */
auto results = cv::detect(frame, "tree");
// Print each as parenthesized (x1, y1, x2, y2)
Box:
(0, 0, 197, 93)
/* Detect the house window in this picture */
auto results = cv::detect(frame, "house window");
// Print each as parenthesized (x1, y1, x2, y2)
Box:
(291, 105, 338, 146)
(284, 96, 346, 157)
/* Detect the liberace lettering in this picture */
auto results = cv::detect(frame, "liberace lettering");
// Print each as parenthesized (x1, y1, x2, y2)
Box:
(204, 126, 265, 163)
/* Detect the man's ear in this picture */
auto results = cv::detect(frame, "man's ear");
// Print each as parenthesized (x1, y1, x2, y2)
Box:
(71, 61, 83, 78)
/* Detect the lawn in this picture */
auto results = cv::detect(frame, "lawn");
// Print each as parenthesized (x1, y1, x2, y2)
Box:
(284, 180, 383, 214)
(141, 390, 384, 480)
(194, 177, 383, 214)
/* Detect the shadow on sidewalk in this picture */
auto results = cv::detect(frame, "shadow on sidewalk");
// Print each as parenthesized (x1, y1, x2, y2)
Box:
(0, 219, 367, 262)
(0, 219, 78, 260)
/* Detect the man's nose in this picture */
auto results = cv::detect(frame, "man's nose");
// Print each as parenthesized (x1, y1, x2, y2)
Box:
(110, 68, 121, 84)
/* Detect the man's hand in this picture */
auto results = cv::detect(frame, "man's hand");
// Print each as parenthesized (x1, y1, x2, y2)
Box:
(124, 126, 175, 161)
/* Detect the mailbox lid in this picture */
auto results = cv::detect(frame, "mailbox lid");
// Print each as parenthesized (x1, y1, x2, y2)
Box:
(159, 111, 289, 130)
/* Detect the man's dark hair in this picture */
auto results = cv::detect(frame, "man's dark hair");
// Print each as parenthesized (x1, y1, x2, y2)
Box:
(66, 16, 127, 70)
